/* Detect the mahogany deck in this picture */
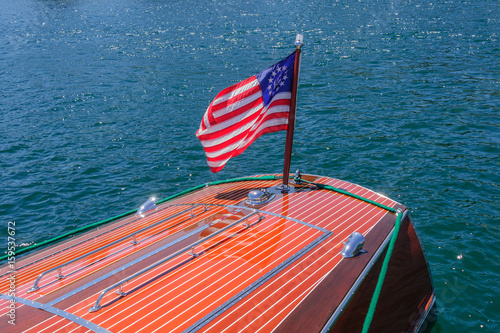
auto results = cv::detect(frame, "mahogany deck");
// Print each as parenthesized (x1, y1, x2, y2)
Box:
(0, 174, 432, 333)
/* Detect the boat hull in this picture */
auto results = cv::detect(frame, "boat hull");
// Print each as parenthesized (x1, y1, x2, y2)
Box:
(0, 174, 434, 332)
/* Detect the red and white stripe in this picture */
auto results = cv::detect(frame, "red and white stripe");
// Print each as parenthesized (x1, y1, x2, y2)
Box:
(196, 76, 290, 173)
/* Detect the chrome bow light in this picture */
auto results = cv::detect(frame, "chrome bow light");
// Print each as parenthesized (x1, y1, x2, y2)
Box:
(136, 196, 157, 216)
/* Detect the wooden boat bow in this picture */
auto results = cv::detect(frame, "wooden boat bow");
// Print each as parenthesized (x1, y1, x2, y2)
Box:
(0, 174, 434, 332)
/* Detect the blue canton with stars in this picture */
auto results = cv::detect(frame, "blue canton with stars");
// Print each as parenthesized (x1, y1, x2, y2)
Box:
(256, 52, 295, 107)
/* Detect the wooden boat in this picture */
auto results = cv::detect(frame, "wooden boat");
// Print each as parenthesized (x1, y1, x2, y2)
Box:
(0, 173, 435, 332)
(1, 36, 435, 332)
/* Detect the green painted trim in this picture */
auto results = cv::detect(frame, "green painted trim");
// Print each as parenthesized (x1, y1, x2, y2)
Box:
(361, 212, 403, 333)
(294, 177, 396, 213)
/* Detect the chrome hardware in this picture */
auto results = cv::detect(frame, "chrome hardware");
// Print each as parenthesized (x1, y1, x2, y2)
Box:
(88, 211, 261, 313)
(341, 232, 365, 258)
(56, 268, 64, 279)
(188, 247, 197, 257)
(136, 196, 157, 216)
(245, 189, 275, 207)
(115, 285, 126, 297)
(28, 204, 206, 293)
(89, 304, 101, 312)
(130, 235, 138, 245)
(294, 169, 303, 184)
(275, 183, 291, 192)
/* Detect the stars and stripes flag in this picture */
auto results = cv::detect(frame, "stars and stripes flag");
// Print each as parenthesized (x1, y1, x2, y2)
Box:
(196, 52, 296, 173)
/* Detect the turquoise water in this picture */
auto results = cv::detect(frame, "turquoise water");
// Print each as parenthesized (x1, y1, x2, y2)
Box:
(1, 0, 498, 331)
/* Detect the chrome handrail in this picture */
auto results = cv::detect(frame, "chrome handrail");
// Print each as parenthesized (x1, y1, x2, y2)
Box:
(88, 210, 262, 312)
(28, 204, 209, 293)
(1, 203, 199, 278)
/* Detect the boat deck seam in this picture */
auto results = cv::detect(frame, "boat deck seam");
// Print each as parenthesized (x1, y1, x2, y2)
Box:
(0, 294, 111, 333)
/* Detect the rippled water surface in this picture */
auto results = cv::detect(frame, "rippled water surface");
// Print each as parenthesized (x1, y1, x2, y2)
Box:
(1, 0, 499, 331)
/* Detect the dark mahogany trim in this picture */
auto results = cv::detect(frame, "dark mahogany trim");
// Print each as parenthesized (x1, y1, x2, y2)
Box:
(326, 214, 434, 333)
(275, 211, 434, 333)
(274, 211, 397, 333)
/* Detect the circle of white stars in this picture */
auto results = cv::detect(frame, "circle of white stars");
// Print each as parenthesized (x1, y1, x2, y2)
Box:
(266, 64, 288, 95)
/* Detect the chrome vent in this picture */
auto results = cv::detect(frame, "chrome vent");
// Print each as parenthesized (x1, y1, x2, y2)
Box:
(341, 232, 365, 258)
(245, 189, 275, 207)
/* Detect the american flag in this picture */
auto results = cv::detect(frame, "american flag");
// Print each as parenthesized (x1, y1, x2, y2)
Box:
(196, 52, 296, 173)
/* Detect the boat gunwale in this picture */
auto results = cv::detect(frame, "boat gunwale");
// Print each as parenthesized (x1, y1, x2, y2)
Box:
(319, 209, 409, 332)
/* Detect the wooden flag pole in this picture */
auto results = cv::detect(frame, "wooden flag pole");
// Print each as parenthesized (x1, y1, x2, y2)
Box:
(282, 34, 303, 188)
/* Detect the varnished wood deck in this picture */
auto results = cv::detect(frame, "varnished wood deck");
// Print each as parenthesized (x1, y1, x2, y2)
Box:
(0, 174, 425, 333)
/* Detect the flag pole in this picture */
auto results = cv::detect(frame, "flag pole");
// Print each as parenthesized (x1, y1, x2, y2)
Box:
(282, 34, 303, 188)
